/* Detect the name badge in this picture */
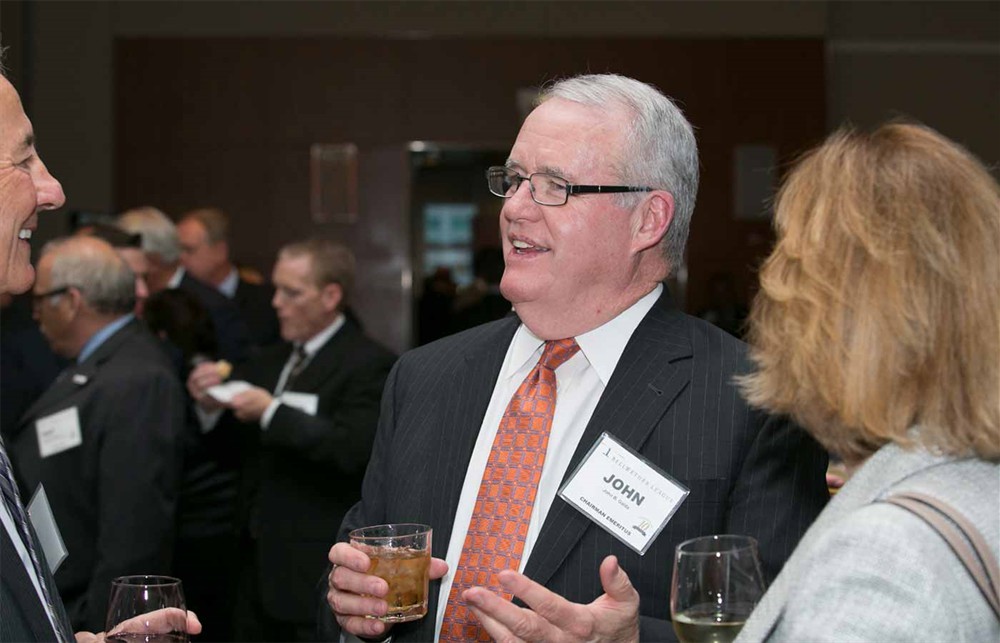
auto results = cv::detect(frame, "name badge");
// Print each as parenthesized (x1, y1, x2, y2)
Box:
(280, 392, 319, 416)
(558, 432, 689, 555)
(36, 407, 83, 458)
(27, 484, 68, 574)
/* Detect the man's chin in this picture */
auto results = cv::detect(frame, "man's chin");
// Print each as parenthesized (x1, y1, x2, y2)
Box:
(2, 263, 35, 296)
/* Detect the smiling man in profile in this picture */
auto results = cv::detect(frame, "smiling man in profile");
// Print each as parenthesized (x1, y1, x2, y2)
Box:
(0, 67, 200, 642)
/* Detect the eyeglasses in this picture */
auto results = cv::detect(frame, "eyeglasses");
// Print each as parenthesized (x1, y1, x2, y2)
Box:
(486, 166, 655, 207)
(32, 286, 73, 305)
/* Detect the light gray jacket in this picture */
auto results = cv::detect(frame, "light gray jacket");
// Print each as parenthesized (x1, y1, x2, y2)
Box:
(737, 438, 999, 642)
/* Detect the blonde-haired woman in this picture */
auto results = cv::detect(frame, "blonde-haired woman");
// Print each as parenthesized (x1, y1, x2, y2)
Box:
(736, 122, 999, 641)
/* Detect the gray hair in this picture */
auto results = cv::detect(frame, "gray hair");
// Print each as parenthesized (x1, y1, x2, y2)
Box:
(541, 74, 700, 275)
(42, 237, 135, 315)
(117, 206, 180, 263)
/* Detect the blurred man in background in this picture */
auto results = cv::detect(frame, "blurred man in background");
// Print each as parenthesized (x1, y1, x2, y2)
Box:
(118, 206, 251, 364)
(187, 239, 395, 641)
(178, 207, 280, 353)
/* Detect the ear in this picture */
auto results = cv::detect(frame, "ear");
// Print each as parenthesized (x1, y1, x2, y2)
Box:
(320, 282, 343, 313)
(631, 190, 674, 254)
(63, 286, 86, 320)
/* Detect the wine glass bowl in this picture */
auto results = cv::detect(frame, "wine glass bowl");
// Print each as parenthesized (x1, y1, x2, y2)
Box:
(670, 535, 766, 643)
(105, 575, 188, 643)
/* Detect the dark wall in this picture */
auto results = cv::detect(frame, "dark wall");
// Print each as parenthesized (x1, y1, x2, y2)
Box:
(115, 37, 824, 336)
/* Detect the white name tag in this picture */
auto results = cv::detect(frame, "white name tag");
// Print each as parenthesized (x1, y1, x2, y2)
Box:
(558, 432, 689, 555)
(280, 392, 319, 416)
(36, 407, 83, 458)
(27, 485, 67, 574)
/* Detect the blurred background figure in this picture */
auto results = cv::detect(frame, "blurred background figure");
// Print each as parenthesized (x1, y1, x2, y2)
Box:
(80, 222, 148, 317)
(0, 291, 67, 439)
(697, 271, 748, 339)
(177, 207, 280, 354)
(144, 287, 241, 642)
(738, 122, 999, 641)
(450, 246, 511, 333)
(9, 236, 186, 632)
(118, 206, 251, 364)
(186, 239, 396, 642)
(416, 265, 456, 345)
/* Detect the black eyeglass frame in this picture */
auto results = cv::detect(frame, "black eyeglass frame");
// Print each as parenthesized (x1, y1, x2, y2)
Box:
(32, 286, 74, 304)
(486, 166, 656, 206)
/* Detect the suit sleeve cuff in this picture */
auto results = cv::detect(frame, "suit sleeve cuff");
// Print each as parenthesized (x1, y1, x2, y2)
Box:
(260, 398, 282, 430)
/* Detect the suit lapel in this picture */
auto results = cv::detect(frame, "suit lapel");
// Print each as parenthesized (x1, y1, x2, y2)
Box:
(410, 319, 518, 641)
(523, 290, 694, 588)
(429, 318, 519, 558)
(286, 323, 356, 393)
(19, 320, 139, 428)
(1, 528, 61, 641)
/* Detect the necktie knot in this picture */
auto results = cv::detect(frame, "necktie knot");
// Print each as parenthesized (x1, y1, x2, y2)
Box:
(540, 338, 580, 372)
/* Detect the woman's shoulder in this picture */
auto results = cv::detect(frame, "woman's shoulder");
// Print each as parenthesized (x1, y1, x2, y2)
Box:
(769, 471, 998, 641)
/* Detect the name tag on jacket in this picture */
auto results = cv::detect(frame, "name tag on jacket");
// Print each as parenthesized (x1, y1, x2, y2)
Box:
(559, 432, 689, 555)
(28, 484, 68, 573)
(36, 407, 83, 458)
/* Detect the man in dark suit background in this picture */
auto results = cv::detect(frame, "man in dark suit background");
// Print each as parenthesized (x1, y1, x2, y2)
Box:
(323, 74, 829, 642)
(187, 239, 396, 642)
(117, 206, 251, 365)
(177, 207, 281, 353)
(9, 236, 186, 632)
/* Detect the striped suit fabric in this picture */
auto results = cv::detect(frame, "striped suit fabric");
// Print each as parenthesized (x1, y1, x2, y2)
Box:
(322, 289, 829, 641)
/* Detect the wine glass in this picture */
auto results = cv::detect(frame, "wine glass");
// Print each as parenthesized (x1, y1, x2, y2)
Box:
(105, 575, 188, 643)
(670, 535, 766, 643)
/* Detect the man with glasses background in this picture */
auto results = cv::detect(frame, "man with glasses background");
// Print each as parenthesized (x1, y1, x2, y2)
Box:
(323, 74, 828, 642)
(9, 235, 186, 633)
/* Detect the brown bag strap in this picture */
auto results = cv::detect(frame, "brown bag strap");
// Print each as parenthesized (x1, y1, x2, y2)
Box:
(881, 491, 999, 619)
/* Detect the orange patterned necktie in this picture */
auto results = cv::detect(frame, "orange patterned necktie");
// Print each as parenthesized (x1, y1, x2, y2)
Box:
(440, 338, 580, 642)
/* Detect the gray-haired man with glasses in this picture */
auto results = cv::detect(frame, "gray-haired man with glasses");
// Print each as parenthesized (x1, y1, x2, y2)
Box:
(323, 73, 827, 642)
(9, 236, 187, 632)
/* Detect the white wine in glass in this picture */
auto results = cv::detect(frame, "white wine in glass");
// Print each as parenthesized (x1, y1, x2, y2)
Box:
(105, 575, 188, 643)
(670, 535, 766, 643)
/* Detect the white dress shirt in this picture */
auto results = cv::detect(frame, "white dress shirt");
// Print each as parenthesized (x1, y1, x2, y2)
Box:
(433, 284, 662, 636)
(196, 314, 345, 432)
(217, 267, 240, 298)
(260, 314, 345, 428)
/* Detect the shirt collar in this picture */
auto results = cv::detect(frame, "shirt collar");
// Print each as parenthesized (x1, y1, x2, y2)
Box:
(505, 284, 662, 385)
(167, 266, 185, 289)
(297, 313, 345, 358)
(218, 268, 239, 298)
(78, 314, 134, 364)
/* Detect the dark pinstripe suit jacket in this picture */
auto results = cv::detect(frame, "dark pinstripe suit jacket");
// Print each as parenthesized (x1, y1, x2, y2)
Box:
(1, 485, 75, 642)
(324, 290, 829, 641)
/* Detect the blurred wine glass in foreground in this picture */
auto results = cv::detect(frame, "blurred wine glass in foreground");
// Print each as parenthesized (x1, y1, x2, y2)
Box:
(105, 575, 188, 643)
(670, 535, 766, 643)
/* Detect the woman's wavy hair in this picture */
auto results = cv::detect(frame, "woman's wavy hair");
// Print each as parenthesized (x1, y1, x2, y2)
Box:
(740, 122, 1000, 463)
